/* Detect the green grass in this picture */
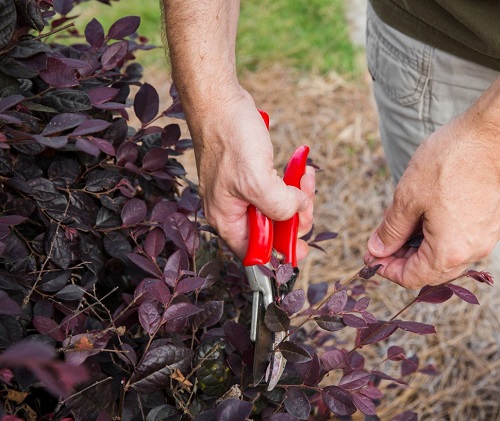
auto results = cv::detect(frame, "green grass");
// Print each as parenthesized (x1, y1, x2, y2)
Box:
(70, 0, 359, 76)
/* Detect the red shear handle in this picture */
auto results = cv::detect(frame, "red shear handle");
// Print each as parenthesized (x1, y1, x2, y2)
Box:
(273, 145, 310, 266)
(243, 110, 273, 266)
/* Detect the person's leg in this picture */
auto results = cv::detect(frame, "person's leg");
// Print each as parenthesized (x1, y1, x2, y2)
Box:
(366, 2, 499, 183)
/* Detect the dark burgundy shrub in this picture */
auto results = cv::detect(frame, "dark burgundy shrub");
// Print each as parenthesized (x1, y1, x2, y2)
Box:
(0, 1, 493, 420)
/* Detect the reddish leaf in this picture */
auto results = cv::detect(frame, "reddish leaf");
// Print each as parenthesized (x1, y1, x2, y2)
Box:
(178, 187, 201, 212)
(151, 200, 178, 222)
(175, 276, 205, 294)
(448, 283, 480, 304)
(223, 321, 251, 353)
(352, 392, 377, 416)
(71, 119, 110, 136)
(134, 82, 159, 125)
(162, 302, 202, 322)
(465, 269, 494, 286)
(108, 16, 140, 39)
(401, 355, 419, 376)
(284, 386, 311, 419)
(264, 302, 290, 332)
(282, 289, 306, 315)
(354, 297, 370, 311)
(294, 353, 321, 386)
(193, 301, 224, 329)
(358, 321, 398, 345)
(87, 86, 119, 105)
(88, 137, 115, 156)
(75, 137, 100, 156)
(40, 58, 78, 88)
(343, 314, 367, 329)
(362, 386, 384, 399)
(327, 290, 347, 314)
(278, 342, 312, 363)
(321, 349, 349, 371)
(142, 148, 169, 172)
(307, 282, 328, 305)
(138, 301, 162, 335)
(101, 41, 128, 71)
(387, 346, 406, 361)
(393, 320, 436, 335)
(126, 253, 162, 277)
(0, 291, 21, 316)
(163, 249, 189, 287)
(42, 113, 86, 136)
(276, 263, 294, 286)
(322, 386, 356, 416)
(143, 278, 171, 305)
(32, 316, 66, 341)
(163, 212, 199, 255)
(144, 228, 166, 258)
(121, 198, 147, 226)
(85, 18, 104, 48)
(358, 264, 383, 279)
(416, 285, 453, 304)
(371, 370, 408, 385)
(339, 370, 370, 390)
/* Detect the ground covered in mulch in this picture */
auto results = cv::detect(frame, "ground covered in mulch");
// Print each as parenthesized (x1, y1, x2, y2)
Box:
(148, 64, 500, 420)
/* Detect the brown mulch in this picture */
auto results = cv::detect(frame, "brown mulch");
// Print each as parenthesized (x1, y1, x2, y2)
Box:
(145, 64, 500, 420)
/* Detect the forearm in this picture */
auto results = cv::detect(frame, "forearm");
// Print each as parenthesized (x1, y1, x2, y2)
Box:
(161, 0, 241, 117)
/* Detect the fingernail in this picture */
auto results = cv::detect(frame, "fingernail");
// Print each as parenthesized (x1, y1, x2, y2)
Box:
(364, 253, 375, 265)
(368, 233, 385, 255)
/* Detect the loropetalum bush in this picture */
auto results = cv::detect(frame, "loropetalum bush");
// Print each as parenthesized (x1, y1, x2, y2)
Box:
(0, 1, 494, 420)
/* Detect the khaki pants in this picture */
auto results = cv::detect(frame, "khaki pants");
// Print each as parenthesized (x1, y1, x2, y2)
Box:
(366, 3, 499, 183)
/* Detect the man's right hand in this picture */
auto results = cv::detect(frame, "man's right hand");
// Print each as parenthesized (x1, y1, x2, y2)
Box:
(189, 89, 315, 260)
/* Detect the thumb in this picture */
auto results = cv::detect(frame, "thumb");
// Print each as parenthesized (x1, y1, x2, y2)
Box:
(368, 200, 421, 257)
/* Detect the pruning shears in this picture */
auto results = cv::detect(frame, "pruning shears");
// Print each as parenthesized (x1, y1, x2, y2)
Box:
(243, 110, 309, 391)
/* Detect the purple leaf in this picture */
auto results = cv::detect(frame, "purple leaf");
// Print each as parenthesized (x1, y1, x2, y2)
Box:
(294, 353, 321, 386)
(63, 333, 110, 365)
(264, 302, 290, 332)
(0, 291, 21, 316)
(126, 253, 162, 277)
(101, 41, 128, 71)
(358, 264, 383, 279)
(312, 231, 338, 242)
(32, 316, 65, 341)
(352, 392, 377, 416)
(75, 137, 100, 156)
(162, 123, 181, 146)
(151, 200, 178, 223)
(163, 212, 199, 255)
(327, 290, 348, 314)
(215, 398, 253, 421)
(40, 58, 78, 88)
(371, 370, 408, 385)
(276, 263, 294, 286)
(339, 370, 371, 390)
(223, 321, 251, 353)
(163, 249, 189, 287)
(0, 215, 27, 225)
(387, 346, 406, 361)
(121, 198, 147, 226)
(142, 148, 169, 172)
(193, 301, 224, 329)
(70, 119, 111, 136)
(134, 83, 159, 125)
(138, 301, 162, 335)
(321, 349, 349, 371)
(53, 0, 73, 15)
(175, 276, 205, 295)
(362, 386, 384, 400)
(257, 264, 275, 279)
(162, 302, 202, 322)
(284, 386, 311, 419)
(343, 314, 367, 329)
(33, 135, 68, 149)
(307, 282, 328, 305)
(394, 320, 436, 335)
(354, 297, 370, 311)
(322, 386, 356, 416)
(143, 278, 171, 305)
(0, 95, 24, 113)
(282, 289, 306, 315)
(85, 18, 105, 48)
(42, 113, 86, 136)
(87, 86, 119, 105)
(401, 354, 419, 376)
(390, 411, 418, 421)
(278, 342, 312, 363)
(108, 16, 141, 39)
(416, 285, 453, 304)
(88, 137, 115, 156)
(129, 342, 193, 393)
(448, 283, 480, 304)
(178, 188, 201, 213)
(315, 315, 346, 332)
(144, 228, 166, 258)
(358, 321, 398, 345)
(465, 269, 494, 286)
